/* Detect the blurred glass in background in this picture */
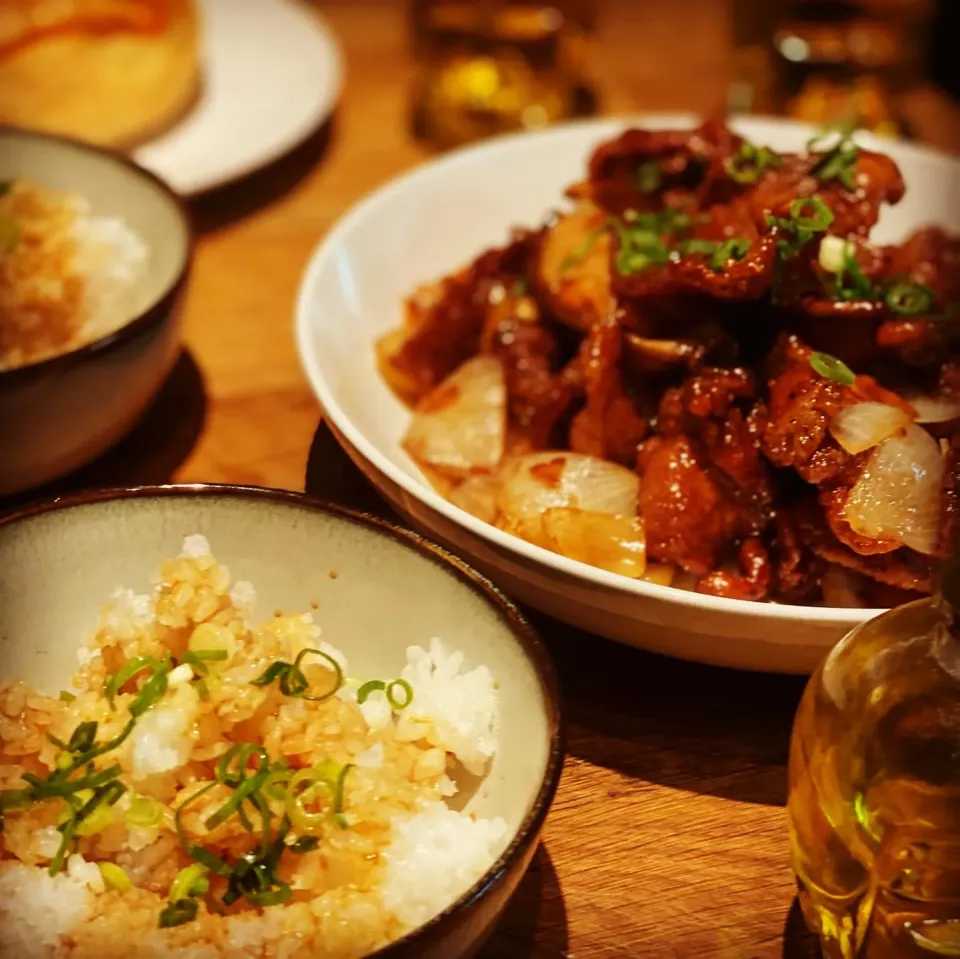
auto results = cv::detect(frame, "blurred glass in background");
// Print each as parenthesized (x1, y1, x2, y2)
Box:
(410, 0, 597, 149)
(729, 0, 936, 136)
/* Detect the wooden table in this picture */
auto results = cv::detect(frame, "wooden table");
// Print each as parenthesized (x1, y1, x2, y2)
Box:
(8, 2, 959, 956)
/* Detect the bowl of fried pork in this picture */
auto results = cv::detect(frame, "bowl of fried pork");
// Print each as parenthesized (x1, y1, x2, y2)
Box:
(296, 115, 960, 673)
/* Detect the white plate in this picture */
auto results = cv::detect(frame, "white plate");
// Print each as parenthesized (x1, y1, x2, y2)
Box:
(295, 115, 960, 674)
(133, 0, 343, 196)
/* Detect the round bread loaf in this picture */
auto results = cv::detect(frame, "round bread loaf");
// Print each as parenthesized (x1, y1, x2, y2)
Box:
(0, 0, 200, 149)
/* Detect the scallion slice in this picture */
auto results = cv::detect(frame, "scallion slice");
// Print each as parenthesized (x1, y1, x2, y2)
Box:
(809, 351, 856, 387)
(885, 282, 935, 316)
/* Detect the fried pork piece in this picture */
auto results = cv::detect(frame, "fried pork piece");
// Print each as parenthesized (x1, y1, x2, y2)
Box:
(574, 119, 746, 215)
(377, 230, 537, 404)
(637, 367, 774, 583)
(568, 312, 648, 465)
(487, 298, 578, 451)
(760, 334, 912, 488)
(636, 433, 744, 575)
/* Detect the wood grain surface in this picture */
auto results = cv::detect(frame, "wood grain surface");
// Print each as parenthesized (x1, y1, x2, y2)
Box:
(4, 1, 958, 956)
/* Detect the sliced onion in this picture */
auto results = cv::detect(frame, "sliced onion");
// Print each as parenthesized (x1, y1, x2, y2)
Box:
(541, 508, 647, 578)
(829, 402, 913, 455)
(449, 474, 500, 525)
(844, 424, 945, 555)
(497, 451, 640, 540)
(820, 565, 867, 609)
(402, 356, 506, 480)
(902, 391, 960, 425)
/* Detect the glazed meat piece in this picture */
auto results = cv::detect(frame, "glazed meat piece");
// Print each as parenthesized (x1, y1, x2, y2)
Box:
(697, 538, 772, 602)
(382, 119, 960, 608)
(574, 119, 746, 216)
(378, 231, 537, 404)
(487, 303, 578, 451)
(568, 313, 648, 465)
(636, 433, 743, 574)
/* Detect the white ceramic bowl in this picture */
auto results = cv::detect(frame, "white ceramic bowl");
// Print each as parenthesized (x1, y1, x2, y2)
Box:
(295, 115, 960, 674)
(0, 126, 191, 496)
(0, 485, 562, 959)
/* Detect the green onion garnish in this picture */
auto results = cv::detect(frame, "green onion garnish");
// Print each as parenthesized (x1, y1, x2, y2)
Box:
(357, 678, 415, 711)
(206, 745, 270, 830)
(386, 679, 414, 711)
(105, 657, 164, 710)
(808, 121, 860, 190)
(126, 795, 165, 829)
(724, 141, 782, 184)
(789, 196, 834, 232)
(289, 836, 320, 854)
(98, 862, 133, 892)
(636, 160, 662, 194)
(170, 863, 210, 903)
(159, 899, 199, 928)
(885, 282, 935, 316)
(709, 237, 751, 271)
(251, 648, 343, 703)
(59, 691, 76, 704)
(809, 351, 856, 387)
(831, 245, 876, 301)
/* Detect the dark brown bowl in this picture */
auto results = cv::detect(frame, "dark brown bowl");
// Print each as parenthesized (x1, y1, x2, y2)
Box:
(0, 483, 564, 958)
(0, 125, 192, 496)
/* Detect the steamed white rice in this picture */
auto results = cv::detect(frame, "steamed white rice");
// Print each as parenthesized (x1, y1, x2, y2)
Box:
(0, 536, 505, 958)
(0, 177, 147, 371)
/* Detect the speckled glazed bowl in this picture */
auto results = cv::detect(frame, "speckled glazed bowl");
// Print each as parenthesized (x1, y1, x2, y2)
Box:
(0, 484, 563, 959)
(0, 126, 191, 496)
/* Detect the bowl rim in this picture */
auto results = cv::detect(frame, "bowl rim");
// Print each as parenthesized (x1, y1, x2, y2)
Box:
(0, 124, 193, 386)
(0, 482, 565, 954)
(295, 112, 956, 627)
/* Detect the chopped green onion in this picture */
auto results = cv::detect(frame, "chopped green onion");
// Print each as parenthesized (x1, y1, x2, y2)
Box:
(885, 283, 935, 316)
(356, 680, 386, 705)
(189, 845, 232, 877)
(206, 745, 270, 830)
(159, 899, 199, 928)
(105, 657, 164, 709)
(286, 768, 336, 832)
(809, 351, 856, 387)
(677, 238, 720, 257)
(724, 141, 781, 184)
(174, 780, 218, 852)
(187, 623, 237, 660)
(49, 818, 77, 876)
(332, 764, 354, 830)
(709, 237, 751, 271)
(0, 789, 33, 811)
(789, 197, 834, 232)
(252, 649, 343, 703)
(636, 160, 662, 194)
(98, 862, 133, 892)
(66, 721, 98, 755)
(385, 680, 414, 711)
(170, 863, 209, 903)
(264, 762, 293, 802)
(809, 121, 860, 190)
(59, 691, 76, 704)
(74, 781, 125, 836)
(126, 795, 165, 829)
(251, 662, 289, 687)
(23, 763, 123, 799)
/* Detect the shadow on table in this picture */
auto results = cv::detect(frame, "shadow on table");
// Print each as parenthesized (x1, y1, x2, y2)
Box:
(306, 420, 805, 808)
(477, 845, 569, 959)
(782, 897, 822, 959)
(190, 114, 337, 236)
(0, 349, 207, 516)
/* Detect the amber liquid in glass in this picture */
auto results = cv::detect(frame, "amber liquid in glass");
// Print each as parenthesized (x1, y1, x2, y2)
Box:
(410, 0, 595, 149)
(788, 597, 960, 958)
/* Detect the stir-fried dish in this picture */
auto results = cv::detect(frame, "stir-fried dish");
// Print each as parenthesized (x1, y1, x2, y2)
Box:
(377, 121, 960, 608)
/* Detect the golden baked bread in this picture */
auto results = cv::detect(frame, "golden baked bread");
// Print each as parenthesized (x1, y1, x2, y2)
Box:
(0, 0, 200, 149)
